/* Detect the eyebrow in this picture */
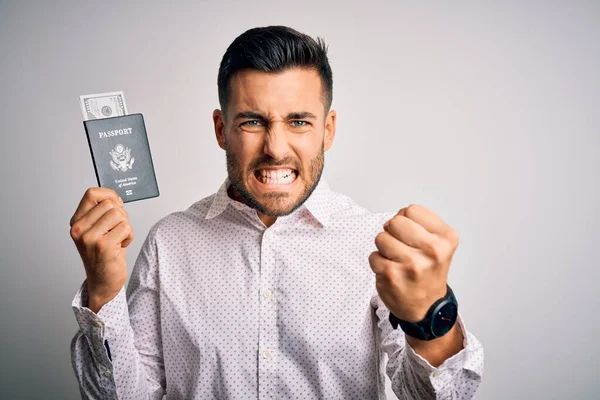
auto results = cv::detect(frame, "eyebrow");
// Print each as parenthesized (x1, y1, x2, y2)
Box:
(233, 111, 317, 121)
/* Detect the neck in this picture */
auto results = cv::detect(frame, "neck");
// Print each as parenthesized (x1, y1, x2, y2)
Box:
(227, 185, 277, 228)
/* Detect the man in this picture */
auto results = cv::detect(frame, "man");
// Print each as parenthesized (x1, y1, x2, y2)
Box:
(69, 26, 484, 399)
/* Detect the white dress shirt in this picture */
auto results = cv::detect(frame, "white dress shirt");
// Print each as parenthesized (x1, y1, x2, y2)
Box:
(71, 176, 484, 399)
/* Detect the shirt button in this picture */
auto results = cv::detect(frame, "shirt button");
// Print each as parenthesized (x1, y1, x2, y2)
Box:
(104, 370, 112, 377)
(92, 319, 102, 328)
(262, 349, 272, 359)
(262, 289, 273, 300)
(432, 369, 443, 378)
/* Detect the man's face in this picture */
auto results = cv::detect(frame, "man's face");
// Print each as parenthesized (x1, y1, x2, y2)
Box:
(213, 67, 336, 218)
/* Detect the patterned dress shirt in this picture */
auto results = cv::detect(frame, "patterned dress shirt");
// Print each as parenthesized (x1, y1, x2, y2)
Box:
(71, 176, 484, 399)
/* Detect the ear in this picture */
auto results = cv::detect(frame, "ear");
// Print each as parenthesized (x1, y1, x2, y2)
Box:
(323, 109, 336, 151)
(213, 109, 226, 150)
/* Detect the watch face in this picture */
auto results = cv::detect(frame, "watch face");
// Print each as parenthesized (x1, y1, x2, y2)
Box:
(431, 301, 458, 337)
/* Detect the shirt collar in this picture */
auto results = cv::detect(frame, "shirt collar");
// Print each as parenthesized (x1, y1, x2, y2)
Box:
(205, 175, 334, 227)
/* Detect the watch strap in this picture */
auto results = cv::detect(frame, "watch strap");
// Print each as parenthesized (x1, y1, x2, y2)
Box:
(389, 312, 435, 340)
(388, 284, 456, 341)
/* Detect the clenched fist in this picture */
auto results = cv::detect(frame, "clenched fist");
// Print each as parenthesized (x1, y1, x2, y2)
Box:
(69, 187, 134, 313)
(369, 204, 460, 323)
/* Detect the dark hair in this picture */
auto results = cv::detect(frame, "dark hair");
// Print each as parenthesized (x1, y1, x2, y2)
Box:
(217, 26, 333, 116)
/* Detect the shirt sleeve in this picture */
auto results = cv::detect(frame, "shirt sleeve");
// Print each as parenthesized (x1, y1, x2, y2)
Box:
(371, 292, 484, 400)
(70, 224, 166, 400)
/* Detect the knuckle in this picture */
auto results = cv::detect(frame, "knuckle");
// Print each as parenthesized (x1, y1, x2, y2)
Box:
(368, 251, 378, 265)
(70, 224, 80, 240)
(81, 231, 95, 247)
(107, 207, 124, 220)
(403, 256, 417, 271)
(101, 198, 117, 209)
(385, 217, 396, 229)
(102, 199, 127, 218)
(424, 239, 442, 261)
(404, 203, 424, 218)
(121, 222, 132, 237)
(110, 189, 123, 204)
(448, 229, 460, 247)
(84, 187, 98, 200)
(374, 231, 386, 247)
(369, 252, 389, 277)
(401, 258, 420, 278)
(110, 188, 120, 198)
(431, 249, 443, 264)
(404, 267, 420, 281)
(96, 237, 108, 252)
(379, 261, 397, 281)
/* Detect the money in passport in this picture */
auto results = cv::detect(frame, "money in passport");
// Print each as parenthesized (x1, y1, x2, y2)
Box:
(80, 92, 159, 203)
(80, 91, 128, 121)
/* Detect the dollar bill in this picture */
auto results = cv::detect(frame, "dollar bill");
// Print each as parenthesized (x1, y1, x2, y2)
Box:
(79, 91, 128, 121)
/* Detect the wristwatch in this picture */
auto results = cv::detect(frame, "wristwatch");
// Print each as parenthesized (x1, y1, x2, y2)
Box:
(388, 284, 458, 341)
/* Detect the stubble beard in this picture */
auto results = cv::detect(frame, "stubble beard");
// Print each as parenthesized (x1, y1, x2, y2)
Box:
(225, 141, 325, 217)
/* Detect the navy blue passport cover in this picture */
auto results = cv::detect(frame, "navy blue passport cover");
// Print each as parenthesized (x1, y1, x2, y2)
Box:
(83, 113, 159, 203)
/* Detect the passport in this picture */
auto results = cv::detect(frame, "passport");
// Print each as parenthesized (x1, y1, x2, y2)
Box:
(83, 113, 159, 203)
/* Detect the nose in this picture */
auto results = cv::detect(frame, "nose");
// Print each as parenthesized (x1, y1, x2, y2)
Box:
(262, 123, 291, 160)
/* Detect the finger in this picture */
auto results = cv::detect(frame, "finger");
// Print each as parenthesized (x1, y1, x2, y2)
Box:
(82, 207, 128, 246)
(398, 204, 449, 235)
(70, 188, 123, 226)
(104, 220, 134, 248)
(70, 199, 126, 240)
(368, 251, 393, 275)
(374, 230, 416, 264)
(384, 215, 435, 251)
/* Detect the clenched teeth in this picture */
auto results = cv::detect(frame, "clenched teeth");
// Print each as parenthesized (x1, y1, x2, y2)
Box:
(255, 168, 298, 184)
(257, 168, 296, 179)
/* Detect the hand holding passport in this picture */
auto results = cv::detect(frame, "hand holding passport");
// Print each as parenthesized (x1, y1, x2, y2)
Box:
(79, 91, 160, 203)
(70, 91, 156, 312)
(69, 187, 131, 312)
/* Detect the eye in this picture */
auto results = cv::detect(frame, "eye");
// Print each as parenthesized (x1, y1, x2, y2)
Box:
(291, 120, 310, 127)
(241, 120, 262, 127)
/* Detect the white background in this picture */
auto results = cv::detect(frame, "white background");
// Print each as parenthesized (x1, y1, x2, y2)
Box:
(0, 1, 598, 399)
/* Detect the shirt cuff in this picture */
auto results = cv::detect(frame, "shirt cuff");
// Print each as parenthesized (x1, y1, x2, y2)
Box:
(71, 279, 129, 341)
(403, 311, 483, 391)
